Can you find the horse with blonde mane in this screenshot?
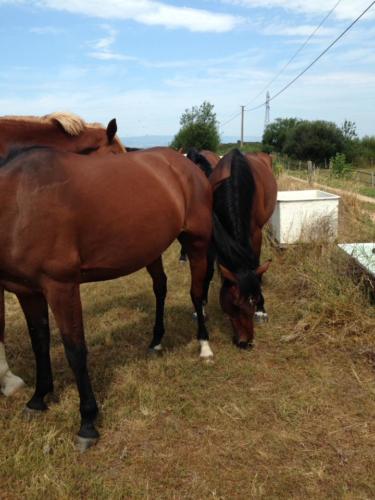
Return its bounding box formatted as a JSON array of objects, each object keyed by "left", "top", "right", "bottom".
[
  {"left": 0, "top": 112, "right": 126, "bottom": 158},
  {"left": 0, "top": 112, "right": 125, "bottom": 397}
]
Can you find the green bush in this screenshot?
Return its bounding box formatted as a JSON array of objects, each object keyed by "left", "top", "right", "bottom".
[{"left": 330, "top": 152, "right": 352, "bottom": 178}]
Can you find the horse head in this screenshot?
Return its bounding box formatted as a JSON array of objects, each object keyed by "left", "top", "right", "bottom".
[{"left": 218, "top": 261, "right": 271, "bottom": 349}]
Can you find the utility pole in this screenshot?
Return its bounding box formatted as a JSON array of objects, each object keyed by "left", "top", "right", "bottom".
[
  {"left": 264, "top": 91, "right": 270, "bottom": 130},
  {"left": 240, "top": 105, "right": 245, "bottom": 147}
]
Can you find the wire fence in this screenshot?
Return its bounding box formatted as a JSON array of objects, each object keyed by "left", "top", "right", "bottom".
[{"left": 274, "top": 154, "right": 375, "bottom": 186}]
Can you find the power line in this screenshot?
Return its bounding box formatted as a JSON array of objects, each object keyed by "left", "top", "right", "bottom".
[
  {"left": 244, "top": 0, "right": 343, "bottom": 108},
  {"left": 219, "top": 110, "right": 242, "bottom": 128},
  {"left": 220, "top": 0, "right": 343, "bottom": 130},
  {"left": 246, "top": 0, "right": 375, "bottom": 113}
]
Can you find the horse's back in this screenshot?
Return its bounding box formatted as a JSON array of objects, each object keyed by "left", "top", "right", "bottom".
[{"left": 245, "top": 153, "right": 277, "bottom": 225}]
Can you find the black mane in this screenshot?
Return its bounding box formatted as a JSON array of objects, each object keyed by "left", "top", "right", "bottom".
[
  {"left": 186, "top": 148, "right": 213, "bottom": 178},
  {"left": 213, "top": 149, "right": 259, "bottom": 295}
]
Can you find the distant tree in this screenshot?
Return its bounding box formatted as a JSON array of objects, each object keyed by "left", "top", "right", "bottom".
[
  {"left": 359, "top": 135, "right": 375, "bottom": 164},
  {"left": 171, "top": 101, "right": 220, "bottom": 152},
  {"left": 262, "top": 117, "right": 301, "bottom": 152},
  {"left": 341, "top": 120, "right": 357, "bottom": 141},
  {"left": 283, "top": 120, "right": 345, "bottom": 164}
]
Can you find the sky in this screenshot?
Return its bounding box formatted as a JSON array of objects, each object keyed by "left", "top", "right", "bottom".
[{"left": 0, "top": 0, "right": 374, "bottom": 141}]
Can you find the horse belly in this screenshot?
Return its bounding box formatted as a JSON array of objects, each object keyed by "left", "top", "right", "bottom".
[{"left": 77, "top": 197, "right": 183, "bottom": 278}]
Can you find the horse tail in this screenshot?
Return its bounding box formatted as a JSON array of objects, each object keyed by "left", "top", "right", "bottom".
[
  {"left": 213, "top": 149, "right": 259, "bottom": 294},
  {"left": 186, "top": 148, "right": 213, "bottom": 178}
]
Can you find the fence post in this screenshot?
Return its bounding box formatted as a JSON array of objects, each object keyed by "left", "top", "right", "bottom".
[{"left": 307, "top": 160, "right": 313, "bottom": 185}]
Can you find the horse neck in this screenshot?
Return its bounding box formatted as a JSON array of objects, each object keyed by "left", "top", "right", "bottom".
[{"left": 0, "top": 120, "right": 103, "bottom": 154}]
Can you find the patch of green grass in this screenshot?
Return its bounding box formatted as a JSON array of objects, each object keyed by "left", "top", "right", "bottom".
[{"left": 359, "top": 186, "right": 375, "bottom": 198}]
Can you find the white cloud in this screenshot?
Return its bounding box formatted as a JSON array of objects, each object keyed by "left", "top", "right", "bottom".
[
  {"left": 261, "top": 23, "right": 337, "bottom": 36},
  {"left": 223, "top": 0, "right": 375, "bottom": 21},
  {"left": 30, "top": 26, "right": 64, "bottom": 34},
  {"left": 3, "top": 0, "right": 242, "bottom": 32}
]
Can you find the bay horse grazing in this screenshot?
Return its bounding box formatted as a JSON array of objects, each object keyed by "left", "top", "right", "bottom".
[
  {"left": 210, "top": 149, "right": 277, "bottom": 349},
  {"left": 0, "top": 112, "right": 125, "bottom": 397},
  {"left": 0, "top": 146, "right": 212, "bottom": 449}
]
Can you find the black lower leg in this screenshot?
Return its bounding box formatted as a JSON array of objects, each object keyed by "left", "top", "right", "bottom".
[
  {"left": 179, "top": 244, "right": 188, "bottom": 262},
  {"left": 256, "top": 291, "right": 266, "bottom": 314},
  {"left": 147, "top": 260, "right": 167, "bottom": 349},
  {"left": 64, "top": 341, "right": 99, "bottom": 439},
  {"left": 18, "top": 293, "right": 53, "bottom": 411},
  {"left": 202, "top": 245, "right": 215, "bottom": 305},
  {"left": 191, "top": 295, "right": 209, "bottom": 341}
]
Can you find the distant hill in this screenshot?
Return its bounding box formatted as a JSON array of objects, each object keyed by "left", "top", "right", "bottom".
[{"left": 121, "top": 135, "right": 261, "bottom": 149}]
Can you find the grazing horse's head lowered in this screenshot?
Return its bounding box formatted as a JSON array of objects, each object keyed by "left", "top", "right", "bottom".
[{"left": 210, "top": 149, "right": 277, "bottom": 349}]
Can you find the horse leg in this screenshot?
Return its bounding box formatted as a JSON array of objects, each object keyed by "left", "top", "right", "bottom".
[
  {"left": 44, "top": 281, "right": 99, "bottom": 451},
  {"left": 18, "top": 293, "right": 53, "bottom": 413},
  {"left": 185, "top": 238, "right": 213, "bottom": 359},
  {"left": 202, "top": 244, "right": 215, "bottom": 306},
  {"left": 0, "top": 287, "right": 26, "bottom": 396},
  {"left": 146, "top": 257, "right": 167, "bottom": 354},
  {"left": 179, "top": 243, "right": 188, "bottom": 263},
  {"left": 252, "top": 229, "right": 268, "bottom": 323}
]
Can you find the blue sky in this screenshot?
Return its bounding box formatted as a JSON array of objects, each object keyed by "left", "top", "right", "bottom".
[{"left": 0, "top": 0, "right": 374, "bottom": 140}]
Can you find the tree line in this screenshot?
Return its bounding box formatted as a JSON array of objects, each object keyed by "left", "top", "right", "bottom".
[{"left": 170, "top": 101, "right": 375, "bottom": 168}]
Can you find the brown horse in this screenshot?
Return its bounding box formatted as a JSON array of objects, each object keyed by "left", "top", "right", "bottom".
[
  {"left": 199, "top": 150, "right": 221, "bottom": 168},
  {"left": 0, "top": 146, "right": 213, "bottom": 449},
  {"left": 209, "top": 149, "right": 277, "bottom": 348},
  {"left": 0, "top": 112, "right": 125, "bottom": 397},
  {"left": 179, "top": 148, "right": 221, "bottom": 263},
  {"left": 0, "top": 112, "right": 126, "bottom": 158}
]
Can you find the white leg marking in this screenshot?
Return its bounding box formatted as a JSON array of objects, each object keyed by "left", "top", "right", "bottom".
[
  {"left": 199, "top": 340, "right": 213, "bottom": 359},
  {"left": 153, "top": 344, "right": 163, "bottom": 351},
  {"left": 193, "top": 306, "right": 206, "bottom": 319},
  {"left": 254, "top": 311, "right": 269, "bottom": 323},
  {"left": 0, "top": 342, "right": 25, "bottom": 396}
]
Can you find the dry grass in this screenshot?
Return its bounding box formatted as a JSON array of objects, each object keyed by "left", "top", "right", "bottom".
[{"left": 1, "top": 177, "right": 374, "bottom": 499}]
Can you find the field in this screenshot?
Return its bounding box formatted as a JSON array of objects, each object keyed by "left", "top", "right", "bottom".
[{"left": 0, "top": 175, "right": 374, "bottom": 499}]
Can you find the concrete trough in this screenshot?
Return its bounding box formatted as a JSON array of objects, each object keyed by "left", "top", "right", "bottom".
[
  {"left": 338, "top": 243, "right": 375, "bottom": 278},
  {"left": 270, "top": 190, "right": 340, "bottom": 245}
]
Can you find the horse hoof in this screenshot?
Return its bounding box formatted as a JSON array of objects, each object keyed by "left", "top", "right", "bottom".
[
  {"left": 22, "top": 406, "right": 45, "bottom": 420},
  {"left": 237, "top": 341, "right": 253, "bottom": 350},
  {"left": 1, "top": 371, "right": 26, "bottom": 397},
  {"left": 147, "top": 345, "right": 163, "bottom": 357},
  {"left": 76, "top": 435, "right": 98, "bottom": 453},
  {"left": 254, "top": 311, "right": 269, "bottom": 324}
]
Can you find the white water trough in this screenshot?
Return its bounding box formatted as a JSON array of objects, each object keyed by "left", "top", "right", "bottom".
[
  {"left": 270, "top": 190, "right": 340, "bottom": 245},
  {"left": 338, "top": 243, "right": 375, "bottom": 279}
]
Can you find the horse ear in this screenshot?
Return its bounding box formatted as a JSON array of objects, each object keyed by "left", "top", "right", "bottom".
[
  {"left": 106, "top": 118, "right": 117, "bottom": 144},
  {"left": 219, "top": 265, "right": 238, "bottom": 284},
  {"left": 255, "top": 259, "right": 271, "bottom": 277}
]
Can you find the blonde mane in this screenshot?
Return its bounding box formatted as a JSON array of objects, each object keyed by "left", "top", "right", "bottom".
[
  {"left": 0, "top": 112, "right": 125, "bottom": 149},
  {"left": 45, "top": 112, "right": 87, "bottom": 136}
]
